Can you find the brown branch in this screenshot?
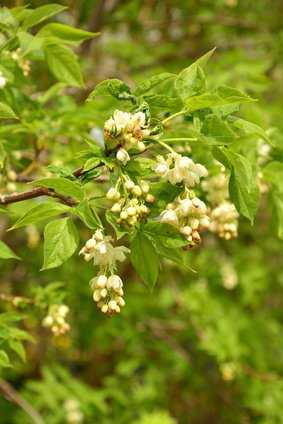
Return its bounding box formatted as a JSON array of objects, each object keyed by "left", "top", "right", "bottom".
[
  {"left": 0, "top": 378, "right": 44, "bottom": 424},
  {"left": 1, "top": 163, "right": 104, "bottom": 206},
  {"left": 0, "top": 187, "right": 77, "bottom": 207}
]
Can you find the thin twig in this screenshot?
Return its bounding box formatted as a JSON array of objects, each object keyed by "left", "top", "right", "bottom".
[
  {"left": 1, "top": 165, "right": 101, "bottom": 206},
  {"left": 0, "top": 187, "right": 77, "bottom": 207},
  {"left": 0, "top": 378, "right": 44, "bottom": 424}
]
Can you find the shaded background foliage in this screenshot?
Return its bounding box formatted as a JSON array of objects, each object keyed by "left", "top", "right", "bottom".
[{"left": 1, "top": 1, "right": 283, "bottom": 423}]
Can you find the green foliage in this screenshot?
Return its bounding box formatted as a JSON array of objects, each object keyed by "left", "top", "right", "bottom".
[
  {"left": 0, "top": 1, "right": 283, "bottom": 423},
  {"left": 42, "top": 217, "right": 79, "bottom": 270}
]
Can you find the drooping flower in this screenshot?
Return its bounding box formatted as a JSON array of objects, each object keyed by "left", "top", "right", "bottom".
[
  {"left": 91, "top": 274, "right": 125, "bottom": 314},
  {"left": 42, "top": 304, "right": 70, "bottom": 336},
  {"left": 79, "top": 229, "right": 129, "bottom": 268},
  {"left": 154, "top": 153, "right": 208, "bottom": 187},
  {"left": 210, "top": 201, "right": 239, "bottom": 239}
]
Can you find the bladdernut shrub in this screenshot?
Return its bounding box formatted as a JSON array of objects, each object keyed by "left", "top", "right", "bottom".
[{"left": 0, "top": 4, "right": 275, "bottom": 347}]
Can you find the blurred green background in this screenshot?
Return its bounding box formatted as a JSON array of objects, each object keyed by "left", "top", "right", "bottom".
[{"left": 1, "top": 1, "right": 283, "bottom": 423}]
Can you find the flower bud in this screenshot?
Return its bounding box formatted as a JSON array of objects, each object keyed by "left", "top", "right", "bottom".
[
  {"left": 179, "top": 199, "right": 192, "bottom": 216},
  {"left": 98, "top": 242, "right": 107, "bottom": 254},
  {"left": 140, "top": 205, "right": 149, "bottom": 214},
  {"left": 7, "top": 170, "right": 17, "bottom": 181},
  {"left": 160, "top": 210, "right": 178, "bottom": 226},
  {"left": 111, "top": 203, "right": 122, "bottom": 213},
  {"left": 106, "top": 187, "right": 120, "bottom": 201},
  {"left": 101, "top": 304, "right": 108, "bottom": 313},
  {"left": 84, "top": 253, "right": 92, "bottom": 262},
  {"left": 155, "top": 162, "right": 168, "bottom": 175},
  {"left": 180, "top": 226, "right": 192, "bottom": 236},
  {"left": 108, "top": 300, "right": 118, "bottom": 311},
  {"left": 100, "top": 288, "right": 108, "bottom": 298},
  {"left": 190, "top": 218, "right": 199, "bottom": 230},
  {"left": 117, "top": 297, "right": 125, "bottom": 307},
  {"left": 94, "top": 229, "right": 104, "bottom": 241},
  {"left": 116, "top": 148, "right": 130, "bottom": 164},
  {"left": 43, "top": 316, "right": 53, "bottom": 327},
  {"left": 145, "top": 194, "right": 155, "bottom": 203},
  {"left": 85, "top": 238, "right": 96, "bottom": 250},
  {"left": 195, "top": 163, "right": 208, "bottom": 177},
  {"left": 137, "top": 141, "right": 146, "bottom": 151},
  {"left": 96, "top": 275, "right": 108, "bottom": 288},
  {"left": 93, "top": 290, "right": 101, "bottom": 302},
  {"left": 132, "top": 185, "right": 142, "bottom": 197},
  {"left": 125, "top": 180, "right": 135, "bottom": 190},
  {"left": 128, "top": 216, "right": 137, "bottom": 226},
  {"left": 140, "top": 181, "right": 149, "bottom": 193},
  {"left": 58, "top": 305, "right": 69, "bottom": 316},
  {"left": 179, "top": 156, "right": 193, "bottom": 169},
  {"left": 107, "top": 275, "right": 123, "bottom": 290},
  {"left": 0, "top": 75, "right": 7, "bottom": 89},
  {"left": 120, "top": 211, "right": 128, "bottom": 220},
  {"left": 127, "top": 206, "right": 136, "bottom": 216}
]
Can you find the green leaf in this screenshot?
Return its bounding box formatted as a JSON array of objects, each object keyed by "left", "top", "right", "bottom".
[
  {"left": 44, "top": 41, "right": 83, "bottom": 87},
  {"left": 0, "top": 350, "right": 11, "bottom": 368},
  {"left": 0, "top": 143, "right": 7, "bottom": 168},
  {"left": 175, "top": 48, "right": 216, "bottom": 101},
  {"left": 175, "top": 65, "right": 206, "bottom": 101},
  {"left": 229, "top": 166, "right": 259, "bottom": 224},
  {"left": 262, "top": 162, "right": 283, "bottom": 188},
  {"left": 272, "top": 191, "right": 283, "bottom": 239},
  {"left": 22, "top": 4, "right": 67, "bottom": 30},
  {"left": 83, "top": 157, "right": 102, "bottom": 172},
  {"left": 130, "top": 231, "right": 159, "bottom": 289},
  {"left": 38, "top": 23, "right": 98, "bottom": 44},
  {"left": 87, "top": 79, "right": 131, "bottom": 102},
  {"left": 143, "top": 222, "right": 188, "bottom": 248},
  {"left": 154, "top": 243, "right": 194, "bottom": 272},
  {"left": 74, "top": 200, "right": 99, "bottom": 229},
  {"left": 8, "top": 340, "right": 26, "bottom": 362},
  {"left": 10, "top": 201, "right": 70, "bottom": 230},
  {"left": 37, "top": 82, "right": 66, "bottom": 104},
  {"left": 185, "top": 86, "right": 255, "bottom": 113},
  {"left": 42, "top": 217, "right": 79, "bottom": 270},
  {"left": 0, "top": 102, "right": 18, "bottom": 119},
  {"left": 144, "top": 94, "right": 182, "bottom": 113},
  {"left": 30, "top": 177, "right": 83, "bottom": 201},
  {"left": 214, "top": 148, "right": 259, "bottom": 222},
  {"left": 202, "top": 114, "right": 236, "bottom": 144},
  {"left": 106, "top": 211, "right": 127, "bottom": 240},
  {"left": 230, "top": 117, "right": 269, "bottom": 142},
  {"left": 0, "top": 241, "right": 20, "bottom": 260},
  {"left": 134, "top": 73, "right": 176, "bottom": 96}
]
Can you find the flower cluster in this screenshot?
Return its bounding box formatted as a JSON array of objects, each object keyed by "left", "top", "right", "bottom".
[
  {"left": 64, "top": 399, "right": 83, "bottom": 424},
  {"left": 104, "top": 110, "right": 150, "bottom": 162},
  {"left": 0, "top": 71, "right": 7, "bottom": 89},
  {"left": 202, "top": 167, "right": 239, "bottom": 239},
  {"left": 107, "top": 180, "right": 154, "bottom": 227},
  {"left": 10, "top": 48, "right": 31, "bottom": 76},
  {"left": 42, "top": 304, "right": 70, "bottom": 336},
  {"left": 202, "top": 170, "right": 228, "bottom": 205},
  {"left": 80, "top": 230, "right": 128, "bottom": 314},
  {"left": 79, "top": 229, "right": 129, "bottom": 268},
  {"left": 220, "top": 362, "right": 237, "bottom": 381},
  {"left": 257, "top": 139, "right": 271, "bottom": 165},
  {"left": 210, "top": 201, "right": 239, "bottom": 240},
  {"left": 91, "top": 274, "right": 125, "bottom": 314},
  {"left": 154, "top": 153, "right": 208, "bottom": 187},
  {"left": 160, "top": 193, "right": 210, "bottom": 246},
  {"left": 220, "top": 258, "right": 238, "bottom": 290}
]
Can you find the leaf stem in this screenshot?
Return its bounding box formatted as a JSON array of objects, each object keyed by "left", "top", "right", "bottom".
[
  {"left": 160, "top": 137, "right": 198, "bottom": 142},
  {"left": 162, "top": 110, "right": 185, "bottom": 125},
  {"left": 155, "top": 139, "right": 175, "bottom": 153}
]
